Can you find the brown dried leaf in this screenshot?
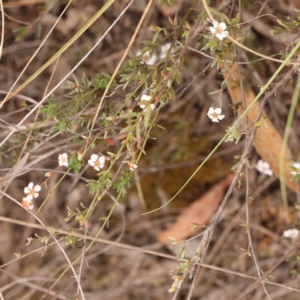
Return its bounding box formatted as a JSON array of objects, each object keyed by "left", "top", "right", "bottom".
[
  {"left": 157, "top": 174, "right": 234, "bottom": 243},
  {"left": 224, "top": 64, "right": 296, "bottom": 192}
]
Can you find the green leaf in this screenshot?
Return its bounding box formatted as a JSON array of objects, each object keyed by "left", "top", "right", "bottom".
[
  {"left": 68, "top": 155, "right": 84, "bottom": 174},
  {"left": 292, "top": 174, "right": 300, "bottom": 180},
  {"left": 221, "top": 13, "right": 231, "bottom": 25},
  {"left": 119, "top": 112, "right": 138, "bottom": 119},
  {"left": 152, "top": 31, "right": 160, "bottom": 43},
  {"left": 52, "top": 120, "right": 68, "bottom": 134},
  {"left": 136, "top": 122, "right": 141, "bottom": 145},
  {"left": 144, "top": 105, "right": 152, "bottom": 128},
  {"left": 14, "top": 26, "right": 28, "bottom": 42},
  {"left": 120, "top": 125, "right": 134, "bottom": 134}
]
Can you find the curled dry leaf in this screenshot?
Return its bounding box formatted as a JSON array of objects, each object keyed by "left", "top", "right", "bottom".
[
  {"left": 157, "top": 174, "right": 234, "bottom": 243},
  {"left": 224, "top": 64, "right": 296, "bottom": 192}
]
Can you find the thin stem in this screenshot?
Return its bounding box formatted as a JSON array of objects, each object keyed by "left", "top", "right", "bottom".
[{"left": 279, "top": 74, "right": 300, "bottom": 207}]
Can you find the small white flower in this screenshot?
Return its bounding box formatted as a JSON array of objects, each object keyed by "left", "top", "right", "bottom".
[
  {"left": 88, "top": 154, "right": 106, "bottom": 171},
  {"left": 24, "top": 182, "right": 41, "bottom": 200},
  {"left": 128, "top": 162, "right": 138, "bottom": 171},
  {"left": 58, "top": 153, "right": 68, "bottom": 167},
  {"left": 22, "top": 201, "right": 34, "bottom": 210},
  {"left": 22, "top": 195, "right": 34, "bottom": 210},
  {"left": 139, "top": 94, "right": 155, "bottom": 110},
  {"left": 137, "top": 50, "right": 158, "bottom": 65},
  {"left": 209, "top": 20, "right": 229, "bottom": 41},
  {"left": 207, "top": 107, "right": 225, "bottom": 122},
  {"left": 256, "top": 159, "right": 273, "bottom": 176},
  {"left": 283, "top": 228, "right": 300, "bottom": 239},
  {"left": 290, "top": 162, "right": 300, "bottom": 175},
  {"left": 159, "top": 42, "right": 171, "bottom": 60}
]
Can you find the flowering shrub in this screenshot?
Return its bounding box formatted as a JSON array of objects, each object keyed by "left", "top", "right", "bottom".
[{"left": 2, "top": 1, "right": 300, "bottom": 299}]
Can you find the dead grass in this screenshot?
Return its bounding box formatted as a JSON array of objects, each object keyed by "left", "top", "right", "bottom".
[{"left": 1, "top": 0, "right": 300, "bottom": 299}]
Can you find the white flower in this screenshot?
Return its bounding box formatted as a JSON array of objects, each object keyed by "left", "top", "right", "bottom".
[
  {"left": 256, "top": 159, "right": 273, "bottom": 176},
  {"left": 207, "top": 107, "right": 225, "bottom": 122},
  {"left": 139, "top": 94, "right": 155, "bottom": 110},
  {"left": 209, "top": 20, "right": 229, "bottom": 41},
  {"left": 290, "top": 162, "right": 300, "bottom": 175},
  {"left": 88, "top": 154, "right": 106, "bottom": 171},
  {"left": 128, "top": 162, "right": 138, "bottom": 171},
  {"left": 58, "top": 153, "right": 68, "bottom": 167},
  {"left": 159, "top": 42, "right": 171, "bottom": 60},
  {"left": 283, "top": 228, "right": 300, "bottom": 239},
  {"left": 22, "top": 196, "right": 34, "bottom": 210},
  {"left": 24, "top": 182, "right": 41, "bottom": 200},
  {"left": 137, "top": 50, "right": 158, "bottom": 65}
]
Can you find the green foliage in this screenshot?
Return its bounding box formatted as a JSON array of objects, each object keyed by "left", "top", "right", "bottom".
[
  {"left": 113, "top": 171, "right": 133, "bottom": 197},
  {"left": 14, "top": 26, "right": 29, "bottom": 42},
  {"left": 68, "top": 154, "right": 84, "bottom": 175},
  {"left": 65, "top": 235, "right": 81, "bottom": 246},
  {"left": 86, "top": 172, "right": 112, "bottom": 194},
  {"left": 288, "top": 250, "right": 300, "bottom": 277},
  {"left": 292, "top": 174, "right": 300, "bottom": 180},
  {"left": 271, "top": 11, "right": 300, "bottom": 41},
  {"left": 6, "top": 1, "right": 300, "bottom": 297},
  {"left": 225, "top": 127, "right": 242, "bottom": 144}
]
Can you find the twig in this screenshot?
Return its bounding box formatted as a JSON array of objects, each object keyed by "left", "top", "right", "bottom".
[
  {"left": 0, "top": 1, "right": 132, "bottom": 148},
  {"left": 89, "top": 0, "right": 149, "bottom": 136},
  {"left": 175, "top": 56, "right": 299, "bottom": 299},
  {"left": 0, "top": 191, "right": 86, "bottom": 300},
  {"left": 201, "top": 0, "right": 298, "bottom": 65}
]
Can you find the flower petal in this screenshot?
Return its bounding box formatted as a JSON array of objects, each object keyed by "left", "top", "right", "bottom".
[
  {"left": 99, "top": 156, "right": 105, "bottom": 164},
  {"left": 222, "top": 31, "right": 229, "bottom": 38},
  {"left": 91, "top": 154, "right": 98, "bottom": 161},
  {"left": 208, "top": 107, "right": 215, "bottom": 114},
  {"left": 23, "top": 195, "right": 33, "bottom": 202},
  {"left": 212, "top": 20, "right": 219, "bottom": 28},
  {"left": 218, "top": 115, "right": 225, "bottom": 120},
  {"left": 216, "top": 33, "right": 224, "bottom": 40},
  {"left": 214, "top": 108, "right": 222, "bottom": 114},
  {"left": 219, "top": 22, "right": 226, "bottom": 30},
  {"left": 141, "top": 94, "right": 151, "bottom": 101},
  {"left": 34, "top": 185, "right": 41, "bottom": 192},
  {"left": 293, "top": 162, "right": 300, "bottom": 169},
  {"left": 266, "top": 170, "right": 273, "bottom": 176}
]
